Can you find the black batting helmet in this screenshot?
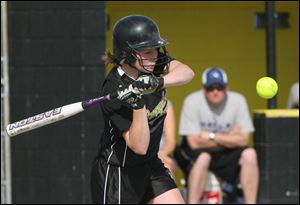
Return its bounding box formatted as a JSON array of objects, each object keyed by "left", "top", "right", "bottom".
[{"left": 112, "top": 15, "right": 172, "bottom": 73}]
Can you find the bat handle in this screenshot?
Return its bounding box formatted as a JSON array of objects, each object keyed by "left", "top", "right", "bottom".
[{"left": 81, "top": 92, "right": 118, "bottom": 109}]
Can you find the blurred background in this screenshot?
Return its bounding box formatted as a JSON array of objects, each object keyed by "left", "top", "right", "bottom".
[{"left": 1, "top": 1, "right": 298, "bottom": 204}]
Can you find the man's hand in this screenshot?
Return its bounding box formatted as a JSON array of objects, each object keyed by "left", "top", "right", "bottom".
[{"left": 132, "top": 74, "right": 164, "bottom": 95}]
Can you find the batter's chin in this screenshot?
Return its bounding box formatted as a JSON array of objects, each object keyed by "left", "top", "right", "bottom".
[{"left": 142, "top": 66, "right": 155, "bottom": 73}]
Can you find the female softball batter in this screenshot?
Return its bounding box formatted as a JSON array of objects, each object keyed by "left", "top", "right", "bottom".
[{"left": 91, "top": 15, "right": 194, "bottom": 204}]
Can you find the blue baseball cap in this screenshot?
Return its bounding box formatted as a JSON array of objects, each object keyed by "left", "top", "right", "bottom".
[{"left": 202, "top": 67, "right": 228, "bottom": 87}]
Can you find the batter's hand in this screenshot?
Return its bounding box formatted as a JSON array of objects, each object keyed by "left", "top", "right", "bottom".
[
  {"left": 117, "top": 85, "right": 145, "bottom": 109},
  {"left": 132, "top": 74, "right": 164, "bottom": 95}
]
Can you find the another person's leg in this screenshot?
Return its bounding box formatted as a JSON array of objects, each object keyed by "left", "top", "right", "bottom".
[
  {"left": 187, "top": 152, "right": 211, "bottom": 203},
  {"left": 239, "top": 148, "right": 259, "bottom": 204},
  {"left": 145, "top": 158, "right": 184, "bottom": 204},
  {"left": 159, "top": 154, "right": 178, "bottom": 178}
]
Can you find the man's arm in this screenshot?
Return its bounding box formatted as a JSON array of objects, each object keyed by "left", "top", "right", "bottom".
[
  {"left": 186, "top": 132, "right": 218, "bottom": 150},
  {"left": 186, "top": 124, "right": 250, "bottom": 150},
  {"left": 213, "top": 133, "right": 249, "bottom": 148}
]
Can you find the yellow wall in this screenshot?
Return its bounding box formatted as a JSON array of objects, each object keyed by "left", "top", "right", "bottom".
[
  {"left": 106, "top": 1, "right": 298, "bottom": 119},
  {"left": 105, "top": 0, "right": 299, "bottom": 186}
]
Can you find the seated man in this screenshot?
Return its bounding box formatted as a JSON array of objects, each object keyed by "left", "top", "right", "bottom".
[
  {"left": 287, "top": 82, "right": 299, "bottom": 109},
  {"left": 175, "top": 67, "right": 259, "bottom": 204}
]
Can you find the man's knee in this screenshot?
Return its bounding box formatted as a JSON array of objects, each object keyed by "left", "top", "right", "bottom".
[
  {"left": 194, "top": 152, "right": 212, "bottom": 169},
  {"left": 240, "top": 148, "right": 258, "bottom": 165}
]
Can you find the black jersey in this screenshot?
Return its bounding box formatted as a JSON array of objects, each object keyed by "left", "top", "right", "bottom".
[{"left": 97, "top": 67, "right": 168, "bottom": 167}]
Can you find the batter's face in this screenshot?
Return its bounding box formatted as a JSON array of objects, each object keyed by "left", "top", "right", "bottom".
[
  {"left": 204, "top": 84, "right": 227, "bottom": 107},
  {"left": 133, "top": 49, "right": 158, "bottom": 73}
]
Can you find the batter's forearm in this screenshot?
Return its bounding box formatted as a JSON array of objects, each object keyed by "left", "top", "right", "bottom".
[
  {"left": 163, "top": 60, "right": 194, "bottom": 87},
  {"left": 125, "top": 108, "right": 150, "bottom": 155}
]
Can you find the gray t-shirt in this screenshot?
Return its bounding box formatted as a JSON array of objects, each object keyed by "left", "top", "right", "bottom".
[
  {"left": 287, "top": 82, "right": 299, "bottom": 108},
  {"left": 179, "top": 90, "right": 254, "bottom": 136}
]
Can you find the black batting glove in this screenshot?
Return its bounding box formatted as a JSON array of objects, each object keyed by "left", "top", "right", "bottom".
[
  {"left": 117, "top": 85, "right": 145, "bottom": 110},
  {"left": 132, "top": 74, "right": 164, "bottom": 95},
  {"left": 130, "top": 97, "right": 145, "bottom": 110}
]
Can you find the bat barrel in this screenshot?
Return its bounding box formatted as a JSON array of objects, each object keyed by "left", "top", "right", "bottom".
[
  {"left": 6, "top": 91, "right": 117, "bottom": 137},
  {"left": 6, "top": 102, "right": 84, "bottom": 137}
]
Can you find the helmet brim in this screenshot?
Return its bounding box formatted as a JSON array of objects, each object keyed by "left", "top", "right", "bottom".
[{"left": 130, "top": 39, "right": 168, "bottom": 51}]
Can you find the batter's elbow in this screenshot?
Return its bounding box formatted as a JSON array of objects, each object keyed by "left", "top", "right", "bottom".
[
  {"left": 132, "top": 146, "right": 148, "bottom": 155},
  {"left": 189, "top": 68, "right": 195, "bottom": 79}
]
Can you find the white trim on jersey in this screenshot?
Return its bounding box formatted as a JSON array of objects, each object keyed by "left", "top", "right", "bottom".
[
  {"left": 103, "top": 164, "right": 111, "bottom": 204},
  {"left": 118, "top": 167, "right": 121, "bottom": 204},
  {"left": 122, "top": 145, "right": 128, "bottom": 167}
]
